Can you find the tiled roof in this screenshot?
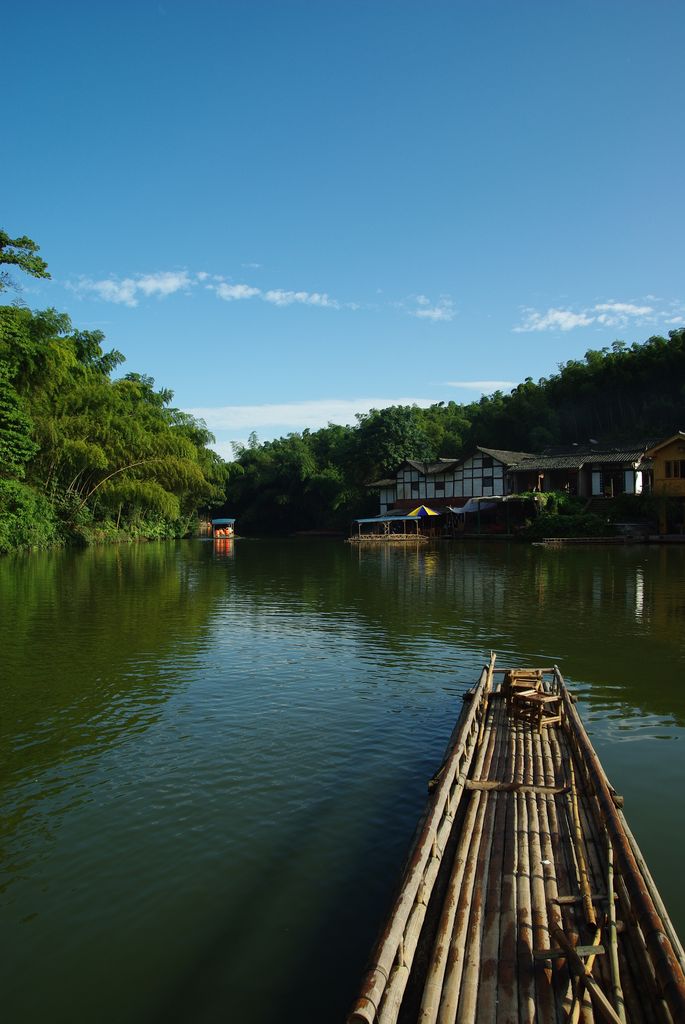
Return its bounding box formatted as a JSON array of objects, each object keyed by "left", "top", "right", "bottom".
[
  {"left": 476, "top": 446, "right": 536, "bottom": 466},
  {"left": 645, "top": 431, "right": 685, "bottom": 455},
  {"left": 511, "top": 443, "right": 653, "bottom": 472},
  {"left": 403, "top": 459, "right": 459, "bottom": 475}
]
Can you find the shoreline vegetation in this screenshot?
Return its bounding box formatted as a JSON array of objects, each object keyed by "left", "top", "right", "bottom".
[
  {"left": 0, "top": 232, "right": 227, "bottom": 555},
  {"left": 1, "top": 230, "right": 684, "bottom": 554}
]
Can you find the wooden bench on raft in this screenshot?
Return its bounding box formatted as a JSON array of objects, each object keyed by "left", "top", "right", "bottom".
[{"left": 503, "top": 667, "right": 564, "bottom": 733}]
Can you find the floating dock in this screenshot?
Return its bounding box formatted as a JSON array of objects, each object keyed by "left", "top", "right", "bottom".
[{"left": 348, "top": 657, "right": 685, "bottom": 1024}]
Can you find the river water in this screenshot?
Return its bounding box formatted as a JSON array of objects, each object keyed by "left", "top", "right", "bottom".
[{"left": 1, "top": 538, "right": 684, "bottom": 1023}]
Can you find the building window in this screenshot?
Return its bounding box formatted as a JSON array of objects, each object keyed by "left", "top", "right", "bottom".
[
  {"left": 666, "top": 461, "right": 683, "bottom": 478},
  {"left": 482, "top": 476, "right": 493, "bottom": 487},
  {"left": 411, "top": 483, "right": 420, "bottom": 494},
  {"left": 482, "top": 456, "right": 493, "bottom": 469},
  {"left": 435, "top": 481, "right": 445, "bottom": 492}
]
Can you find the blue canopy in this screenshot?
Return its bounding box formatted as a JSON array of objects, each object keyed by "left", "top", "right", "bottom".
[
  {"left": 212, "top": 518, "right": 236, "bottom": 525},
  {"left": 354, "top": 515, "right": 420, "bottom": 524}
]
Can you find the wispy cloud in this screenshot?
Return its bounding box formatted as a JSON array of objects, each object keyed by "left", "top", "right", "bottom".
[
  {"left": 215, "top": 282, "right": 261, "bottom": 301},
  {"left": 409, "top": 294, "right": 456, "bottom": 322},
  {"left": 70, "top": 268, "right": 351, "bottom": 313},
  {"left": 67, "top": 268, "right": 460, "bottom": 324},
  {"left": 263, "top": 289, "right": 340, "bottom": 308},
  {"left": 443, "top": 380, "right": 515, "bottom": 391},
  {"left": 512, "top": 298, "right": 683, "bottom": 333},
  {"left": 69, "top": 271, "right": 194, "bottom": 307},
  {"left": 514, "top": 308, "right": 596, "bottom": 332},
  {"left": 187, "top": 397, "right": 435, "bottom": 432}
]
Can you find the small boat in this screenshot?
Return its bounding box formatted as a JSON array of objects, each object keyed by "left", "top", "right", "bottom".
[
  {"left": 347, "top": 656, "right": 685, "bottom": 1024},
  {"left": 211, "top": 517, "right": 236, "bottom": 539}
]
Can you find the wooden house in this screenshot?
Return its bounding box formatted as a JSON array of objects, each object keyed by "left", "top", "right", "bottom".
[
  {"left": 368, "top": 449, "right": 532, "bottom": 515},
  {"left": 506, "top": 443, "right": 651, "bottom": 498},
  {"left": 645, "top": 432, "right": 685, "bottom": 533}
]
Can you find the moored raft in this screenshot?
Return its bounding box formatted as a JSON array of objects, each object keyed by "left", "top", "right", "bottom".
[{"left": 348, "top": 656, "right": 685, "bottom": 1024}]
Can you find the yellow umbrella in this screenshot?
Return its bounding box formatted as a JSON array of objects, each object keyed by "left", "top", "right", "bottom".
[{"left": 407, "top": 505, "right": 440, "bottom": 517}]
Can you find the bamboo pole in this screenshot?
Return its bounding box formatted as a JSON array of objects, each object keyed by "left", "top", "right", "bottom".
[
  {"left": 568, "top": 925, "right": 602, "bottom": 1024},
  {"left": 614, "top": 872, "right": 666, "bottom": 1024},
  {"left": 495, "top": 699, "right": 519, "bottom": 1024},
  {"left": 606, "top": 835, "right": 627, "bottom": 1024},
  {"left": 473, "top": 739, "right": 509, "bottom": 1021},
  {"left": 549, "top": 926, "right": 623, "bottom": 1024},
  {"left": 517, "top": 788, "right": 539, "bottom": 1024},
  {"left": 433, "top": 698, "right": 507, "bottom": 1024},
  {"left": 348, "top": 664, "right": 492, "bottom": 1023},
  {"left": 568, "top": 758, "right": 598, "bottom": 928},
  {"left": 533, "top": 732, "right": 572, "bottom": 1023},
  {"left": 545, "top": 725, "right": 584, "bottom": 1019},
  {"left": 525, "top": 735, "right": 556, "bottom": 1022},
  {"left": 455, "top": 701, "right": 509, "bottom": 1023},
  {"left": 560, "top": 685, "right": 685, "bottom": 1023},
  {"left": 617, "top": 811, "right": 685, "bottom": 977},
  {"left": 417, "top": 676, "right": 501, "bottom": 1024}
]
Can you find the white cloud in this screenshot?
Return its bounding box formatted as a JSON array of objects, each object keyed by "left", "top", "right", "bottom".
[
  {"left": 263, "top": 289, "right": 340, "bottom": 309},
  {"left": 68, "top": 269, "right": 349, "bottom": 313},
  {"left": 514, "top": 308, "right": 595, "bottom": 332},
  {"left": 509, "top": 299, "right": 671, "bottom": 333},
  {"left": 594, "top": 302, "right": 653, "bottom": 316},
  {"left": 137, "top": 271, "right": 192, "bottom": 296},
  {"left": 215, "top": 282, "right": 261, "bottom": 301},
  {"left": 69, "top": 271, "right": 193, "bottom": 306},
  {"left": 187, "top": 397, "right": 435, "bottom": 432},
  {"left": 411, "top": 295, "right": 456, "bottom": 322},
  {"left": 512, "top": 298, "right": 685, "bottom": 333},
  {"left": 444, "top": 380, "right": 515, "bottom": 391}
]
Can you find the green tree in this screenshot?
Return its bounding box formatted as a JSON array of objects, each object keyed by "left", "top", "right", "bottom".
[{"left": 0, "top": 230, "right": 51, "bottom": 291}]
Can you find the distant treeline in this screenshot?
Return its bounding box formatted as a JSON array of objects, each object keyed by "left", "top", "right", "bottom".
[{"left": 225, "top": 329, "right": 685, "bottom": 533}]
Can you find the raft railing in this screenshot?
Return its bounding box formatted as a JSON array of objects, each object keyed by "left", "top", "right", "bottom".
[
  {"left": 554, "top": 666, "right": 685, "bottom": 1024},
  {"left": 348, "top": 653, "right": 497, "bottom": 1024}
]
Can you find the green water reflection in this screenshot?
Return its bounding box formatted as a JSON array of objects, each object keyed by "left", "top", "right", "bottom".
[{"left": 1, "top": 539, "right": 683, "bottom": 1023}]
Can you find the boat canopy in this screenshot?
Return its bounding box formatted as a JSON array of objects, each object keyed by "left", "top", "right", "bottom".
[
  {"left": 211, "top": 518, "right": 236, "bottom": 525},
  {"left": 353, "top": 515, "right": 422, "bottom": 524}
]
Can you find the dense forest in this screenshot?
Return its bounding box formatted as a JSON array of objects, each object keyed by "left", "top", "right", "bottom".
[
  {"left": 226, "top": 329, "right": 685, "bottom": 533},
  {"left": 0, "top": 232, "right": 226, "bottom": 553},
  {"left": 2, "top": 229, "right": 684, "bottom": 548}
]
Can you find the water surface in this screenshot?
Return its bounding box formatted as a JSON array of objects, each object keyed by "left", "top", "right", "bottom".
[{"left": 1, "top": 539, "right": 684, "bottom": 1022}]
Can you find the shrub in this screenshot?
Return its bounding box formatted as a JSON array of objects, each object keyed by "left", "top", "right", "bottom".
[
  {"left": 0, "top": 480, "right": 62, "bottom": 553},
  {"left": 521, "top": 512, "right": 617, "bottom": 540}
]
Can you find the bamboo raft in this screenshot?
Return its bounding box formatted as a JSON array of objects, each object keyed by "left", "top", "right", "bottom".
[{"left": 348, "top": 656, "right": 685, "bottom": 1024}]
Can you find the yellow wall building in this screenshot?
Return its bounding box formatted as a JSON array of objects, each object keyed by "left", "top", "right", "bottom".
[{"left": 645, "top": 432, "right": 685, "bottom": 532}]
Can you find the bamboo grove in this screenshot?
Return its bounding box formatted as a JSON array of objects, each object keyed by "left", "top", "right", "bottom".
[{"left": 0, "top": 234, "right": 226, "bottom": 552}]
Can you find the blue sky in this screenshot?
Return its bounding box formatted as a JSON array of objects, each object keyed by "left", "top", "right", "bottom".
[{"left": 6, "top": 0, "right": 685, "bottom": 458}]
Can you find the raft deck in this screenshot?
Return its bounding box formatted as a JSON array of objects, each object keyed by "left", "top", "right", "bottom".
[{"left": 349, "top": 658, "right": 685, "bottom": 1024}]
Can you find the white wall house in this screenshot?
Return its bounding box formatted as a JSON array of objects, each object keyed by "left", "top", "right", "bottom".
[{"left": 369, "top": 448, "right": 534, "bottom": 514}]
